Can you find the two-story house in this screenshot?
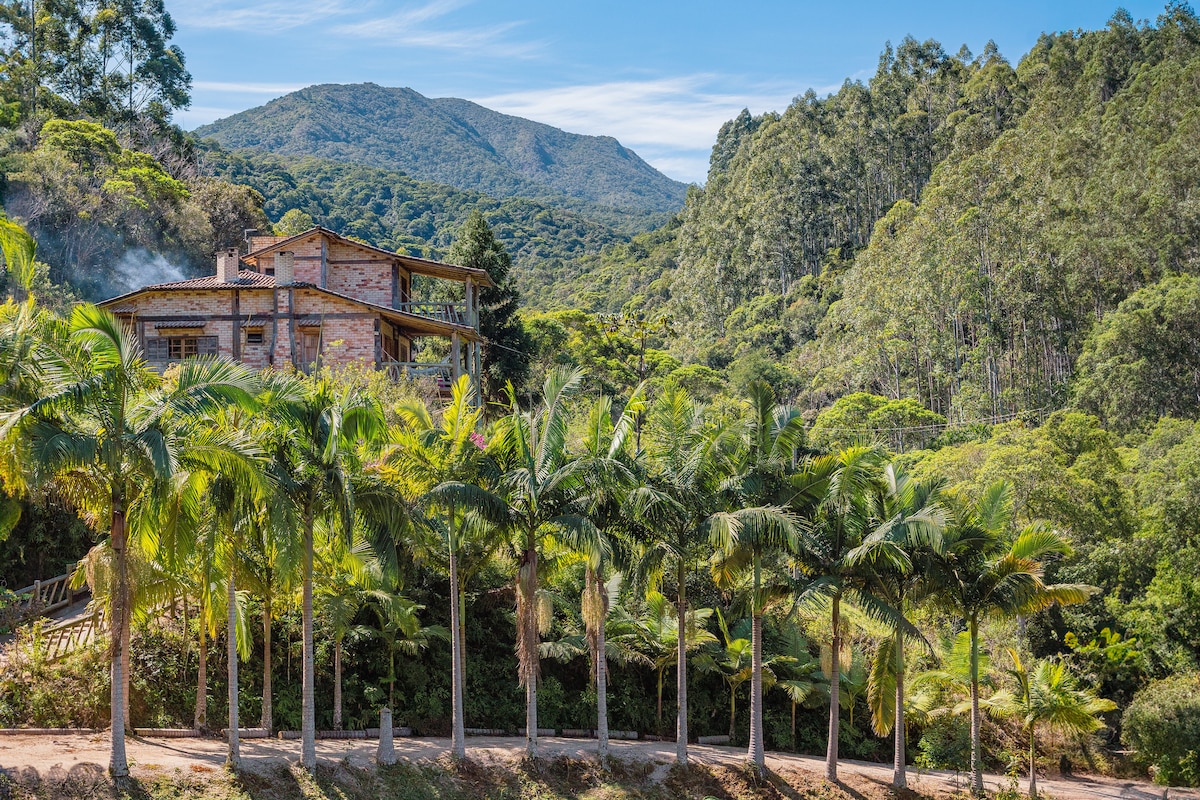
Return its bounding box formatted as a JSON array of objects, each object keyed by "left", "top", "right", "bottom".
[{"left": 98, "top": 226, "right": 492, "bottom": 391}]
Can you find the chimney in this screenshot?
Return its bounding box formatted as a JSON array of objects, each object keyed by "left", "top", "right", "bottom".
[
  {"left": 274, "top": 251, "right": 294, "bottom": 285},
  {"left": 216, "top": 248, "right": 241, "bottom": 283}
]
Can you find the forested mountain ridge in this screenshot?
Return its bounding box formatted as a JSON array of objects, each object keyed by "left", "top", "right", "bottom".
[
  {"left": 621, "top": 6, "right": 1200, "bottom": 427},
  {"left": 195, "top": 83, "right": 688, "bottom": 214}
]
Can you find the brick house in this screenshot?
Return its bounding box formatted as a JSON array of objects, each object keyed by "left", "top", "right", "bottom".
[{"left": 99, "top": 226, "right": 492, "bottom": 390}]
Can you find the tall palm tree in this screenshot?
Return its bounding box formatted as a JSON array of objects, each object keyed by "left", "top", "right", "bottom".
[
  {"left": 574, "top": 389, "right": 643, "bottom": 759},
  {"left": 631, "top": 385, "right": 743, "bottom": 766},
  {"left": 846, "top": 463, "right": 944, "bottom": 789},
  {"left": 265, "top": 375, "right": 399, "bottom": 772},
  {"left": 0, "top": 305, "right": 258, "bottom": 777},
  {"left": 981, "top": 650, "right": 1115, "bottom": 798},
  {"left": 632, "top": 590, "right": 717, "bottom": 732},
  {"left": 788, "top": 445, "right": 888, "bottom": 782},
  {"left": 713, "top": 381, "right": 805, "bottom": 772},
  {"left": 386, "top": 374, "right": 505, "bottom": 759},
  {"left": 933, "top": 482, "right": 1094, "bottom": 795},
  {"left": 490, "top": 366, "right": 601, "bottom": 759}
]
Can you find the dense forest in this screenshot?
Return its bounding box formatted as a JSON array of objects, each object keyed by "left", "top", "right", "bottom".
[{"left": 4, "top": 1, "right": 1200, "bottom": 795}]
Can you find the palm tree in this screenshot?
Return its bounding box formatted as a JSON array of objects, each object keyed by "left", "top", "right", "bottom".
[
  {"left": 0, "top": 305, "right": 258, "bottom": 776},
  {"left": 631, "top": 385, "right": 743, "bottom": 766},
  {"left": 846, "top": 463, "right": 944, "bottom": 789},
  {"left": 632, "top": 590, "right": 717, "bottom": 732},
  {"left": 366, "top": 588, "right": 449, "bottom": 709},
  {"left": 933, "top": 482, "right": 1095, "bottom": 795},
  {"left": 265, "top": 375, "right": 399, "bottom": 772},
  {"left": 574, "top": 389, "right": 643, "bottom": 759},
  {"left": 788, "top": 445, "right": 885, "bottom": 782},
  {"left": 981, "top": 650, "right": 1115, "bottom": 797},
  {"left": 490, "top": 366, "right": 600, "bottom": 759},
  {"left": 713, "top": 380, "right": 805, "bottom": 772},
  {"left": 386, "top": 374, "right": 505, "bottom": 759},
  {"left": 315, "top": 524, "right": 382, "bottom": 732}
]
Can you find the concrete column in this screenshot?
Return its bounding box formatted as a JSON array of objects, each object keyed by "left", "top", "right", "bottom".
[{"left": 377, "top": 708, "right": 396, "bottom": 765}]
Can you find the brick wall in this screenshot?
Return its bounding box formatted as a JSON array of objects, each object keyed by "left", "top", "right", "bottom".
[{"left": 327, "top": 241, "right": 394, "bottom": 307}]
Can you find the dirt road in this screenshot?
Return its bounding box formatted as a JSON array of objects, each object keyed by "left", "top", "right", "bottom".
[{"left": 0, "top": 732, "right": 1192, "bottom": 800}]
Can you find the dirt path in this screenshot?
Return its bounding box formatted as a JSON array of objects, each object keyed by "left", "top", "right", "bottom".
[{"left": 0, "top": 732, "right": 1191, "bottom": 800}]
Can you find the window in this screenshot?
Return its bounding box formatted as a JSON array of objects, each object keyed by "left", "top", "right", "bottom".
[
  {"left": 246, "top": 330, "right": 264, "bottom": 345},
  {"left": 168, "top": 337, "right": 198, "bottom": 360},
  {"left": 265, "top": 268, "right": 276, "bottom": 276},
  {"left": 145, "top": 336, "right": 218, "bottom": 363}
]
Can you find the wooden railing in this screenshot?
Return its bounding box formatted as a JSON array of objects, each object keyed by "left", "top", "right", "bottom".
[
  {"left": 12, "top": 565, "right": 81, "bottom": 619},
  {"left": 394, "top": 302, "right": 470, "bottom": 326},
  {"left": 39, "top": 608, "right": 104, "bottom": 661}
]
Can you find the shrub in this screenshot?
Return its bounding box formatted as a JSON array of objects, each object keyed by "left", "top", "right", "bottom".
[
  {"left": 1122, "top": 672, "right": 1200, "bottom": 786},
  {"left": 916, "top": 714, "right": 971, "bottom": 771}
]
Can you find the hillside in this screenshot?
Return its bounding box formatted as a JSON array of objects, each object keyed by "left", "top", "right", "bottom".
[
  {"left": 194, "top": 83, "right": 688, "bottom": 214},
  {"left": 203, "top": 148, "right": 630, "bottom": 306}
]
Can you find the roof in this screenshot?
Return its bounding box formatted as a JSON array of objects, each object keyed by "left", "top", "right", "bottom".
[
  {"left": 99, "top": 270, "right": 274, "bottom": 307},
  {"left": 244, "top": 226, "right": 496, "bottom": 289}
]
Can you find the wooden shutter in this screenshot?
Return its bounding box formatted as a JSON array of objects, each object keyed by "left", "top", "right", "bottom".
[{"left": 145, "top": 338, "right": 169, "bottom": 361}]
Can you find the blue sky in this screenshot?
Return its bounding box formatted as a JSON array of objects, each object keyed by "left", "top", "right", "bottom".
[{"left": 173, "top": 1, "right": 1170, "bottom": 183}]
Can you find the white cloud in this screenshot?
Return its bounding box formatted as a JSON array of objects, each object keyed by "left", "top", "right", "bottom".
[
  {"left": 174, "top": 0, "right": 355, "bottom": 31},
  {"left": 474, "top": 76, "right": 806, "bottom": 183},
  {"left": 332, "top": 0, "right": 540, "bottom": 58}
]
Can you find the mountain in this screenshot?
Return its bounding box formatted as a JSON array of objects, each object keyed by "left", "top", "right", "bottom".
[{"left": 194, "top": 83, "right": 688, "bottom": 214}]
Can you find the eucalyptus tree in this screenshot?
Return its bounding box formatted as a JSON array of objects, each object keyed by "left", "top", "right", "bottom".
[
  {"left": 981, "top": 650, "right": 1115, "bottom": 798},
  {"left": 632, "top": 385, "right": 744, "bottom": 766},
  {"left": 845, "top": 463, "right": 944, "bottom": 789},
  {"left": 264, "top": 375, "right": 402, "bottom": 772},
  {"left": 490, "top": 366, "right": 601, "bottom": 759},
  {"left": 0, "top": 305, "right": 258, "bottom": 777},
  {"left": 386, "top": 374, "right": 505, "bottom": 758},
  {"left": 933, "top": 482, "right": 1094, "bottom": 795}
]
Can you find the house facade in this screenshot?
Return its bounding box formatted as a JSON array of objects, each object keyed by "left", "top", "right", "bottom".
[{"left": 99, "top": 226, "right": 492, "bottom": 390}]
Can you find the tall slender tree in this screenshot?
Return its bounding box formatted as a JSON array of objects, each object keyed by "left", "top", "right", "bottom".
[
  {"left": 933, "top": 482, "right": 1094, "bottom": 796},
  {"left": 0, "top": 305, "right": 257, "bottom": 776},
  {"left": 491, "top": 367, "right": 600, "bottom": 758}
]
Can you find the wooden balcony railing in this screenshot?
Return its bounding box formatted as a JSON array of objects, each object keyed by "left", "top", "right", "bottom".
[{"left": 394, "top": 302, "right": 470, "bottom": 326}]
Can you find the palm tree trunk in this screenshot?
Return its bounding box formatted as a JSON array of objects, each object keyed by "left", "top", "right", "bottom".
[
  {"left": 333, "top": 637, "right": 343, "bottom": 730},
  {"left": 301, "top": 508, "right": 316, "bottom": 771},
  {"left": 109, "top": 503, "right": 129, "bottom": 777},
  {"left": 675, "top": 564, "right": 689, "bottom": 767},
  {"left": 893, "top": 633, "right": 906, "bottom": 789},
  {"left": 196, "top": 601, "right": 207, "bottom": 731},
  {"left": 449, "top": 548, "right": 465, "bottom": 759},
  {"left": 748, "top": 558, "right": 764, "bottom": 773},
  {"left": 970, "top": 616, "right": 983, "bottom": 796},
  {"left": 825, "top": 593, "right": 841, "bottom": 782},
  {"left": 594, "top": 568, "right": 609, "bottom": 760},
  {"left": 261, "top": 597, "right": 272, "bottom": 733},
  {"left": 520, "top": 539, "right": 538, "bottom": 759},
  {"left": 227, "top": 571, "right": 240, "bottom": 768},
  {"left": 1029, "top": 726, "right": 1038, "bottom": 798}
]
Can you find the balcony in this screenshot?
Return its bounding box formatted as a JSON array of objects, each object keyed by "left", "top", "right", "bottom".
[{"left": 395, "top": 301, "right": 470, "bottom": 326}]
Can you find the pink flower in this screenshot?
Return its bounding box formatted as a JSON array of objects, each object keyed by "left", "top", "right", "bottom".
[{"left": 470, "top": 432, "right": 486, "bottom": 449}]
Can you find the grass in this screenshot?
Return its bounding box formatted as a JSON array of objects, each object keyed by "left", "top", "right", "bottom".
[{"left": 3, "top": 757, "right": 965, "bottom": 800}]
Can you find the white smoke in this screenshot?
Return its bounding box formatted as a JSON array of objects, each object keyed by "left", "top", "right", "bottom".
[{"left": 109, "top": 249, "right": 188, "bottom": 295}]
